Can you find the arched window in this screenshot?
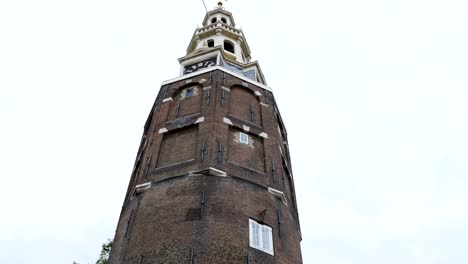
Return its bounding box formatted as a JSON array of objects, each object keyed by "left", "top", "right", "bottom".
[
  {"left": 166, "top": 85, "right": 203, "bottom": 121},
  {"left": 224, "top": 40, "right": 234, "bottom": 53},
  {"left": 221, "top": 17, "right": 227, "bottom": 24},
  {"left": 211, "top": 17, "right": 217, "bottom": 24},
  {"left": 207, "top": 39, "right": 214, "bottom": 48},
  {"left": 229, "top": 86, "right": 262, "bottom": 126}
]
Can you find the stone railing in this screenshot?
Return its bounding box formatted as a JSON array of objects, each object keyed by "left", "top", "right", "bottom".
[{"left": 196, "top": 22, "right": 243, "bottom": 37}]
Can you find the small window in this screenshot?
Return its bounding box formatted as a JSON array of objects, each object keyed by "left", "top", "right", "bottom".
[
  {"left": 207, "top": 39, "right": 214, "bottom": 48},
  {"left": 249, "top": 219, "right": 274, "bottom": 255},
  {"left": 221, "top": 17, "right": 227, "bottom": 24},
  {"left": 224, "top": 40, "right": 234, "bottom": 53},
  {"left": 185, "top": 88, "right": 194, "bottom": 98},
  {"left": 239, "top": 132, "right": 249, "bottom": 145},
  {"left": 211, "top": 17, "right": 217, "bottom": 24}
]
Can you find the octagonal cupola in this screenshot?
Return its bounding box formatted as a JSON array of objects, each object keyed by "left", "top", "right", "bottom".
[
  {"left": 179, "top": 1, "right": 267, "bottom": 85},
  {"left": 185, "top": 2, "right": 251, "bottom": 65}
]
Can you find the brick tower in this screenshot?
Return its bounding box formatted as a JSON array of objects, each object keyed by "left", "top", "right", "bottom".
[{"left": 109, "top": 2, "right": 302, "bottom": 263}]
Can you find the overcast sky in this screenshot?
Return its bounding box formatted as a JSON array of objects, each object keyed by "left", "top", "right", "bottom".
[{"left": 1, "top": 0, "right": 468, "bottom": 263}]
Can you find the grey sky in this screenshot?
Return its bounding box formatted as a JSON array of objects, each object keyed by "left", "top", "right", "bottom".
[{"left": 1, "top": 0, "right": 467, "bottom": 263}]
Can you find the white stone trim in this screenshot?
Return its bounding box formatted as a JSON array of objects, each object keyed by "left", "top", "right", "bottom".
[
  {"left": 199, "top": 78, "right": 207, "bottom": 83},
  {"left": 243, "top": 125, "right": 250, "bottom": 132},
  {"left": 191, "top": 167, "right": 227, "bottom": 177},
  {"left": 260, "top": 102, "right": 268, "bottom": 107},
  {"left": 255, "top": 91, "right": 262, "bottom": 97},
  {"left": 158, "top": 128, "right": 168, "bottom": 134},
  {"left": 133, "top": 182, "right": 152, "bottom": 196},
  {"left": 195, "top": 117, "right": 205, "bottom": 124},
  {"left": 162, "top": 98, "right": 173, "bottom": 103},
  {"left": 259, "top": 132, "right": 268, "bottom": 139},
  {"left": 203, "top": 86, "right": 212, "bottom": 90},
  {"left": 162, "top": 66, "right": 273, "bottom": 92},
  {"left": 268, "top": 187, "right": 288, "bottom": 206},
  {"left": 242, "top": 82, "right": 249, "bottom": 87},
  {"left": 155, "top": 159, "right": 196, "bottom": 171},
  {"left": 223, "top": 117, "right": 233, "bottom": 125},
  {"left": 185, "top": 79, "right": 193, "bottom": 84},
  {"left": 221, "top": 86, "right": 231, "bottom": 92}
]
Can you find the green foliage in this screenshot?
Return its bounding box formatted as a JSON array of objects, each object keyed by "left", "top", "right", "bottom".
[
  {"left": 73, "top": 239, "right": 112, "bottom": 264},
  {"left": 96, "top": 240, "right": 113, "bottom": 264}
]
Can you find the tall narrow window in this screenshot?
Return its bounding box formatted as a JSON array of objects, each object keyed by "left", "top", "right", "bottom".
[
  {"left": 221, "top": 17, "right": 227, "bottom": 24},
  {"left": 224, "top": 40, "right": 234, "bottom": 53},
  {"left": 249, "top": 219, "right": 274, "bottom": 255},
  {"left": 211, "top": 17, "right": 217, "bottom": 24}
]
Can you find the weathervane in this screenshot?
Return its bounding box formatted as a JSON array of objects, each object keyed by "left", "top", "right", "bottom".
[{"left": 202, "top": 0, "right": 208, "bottom": 12}]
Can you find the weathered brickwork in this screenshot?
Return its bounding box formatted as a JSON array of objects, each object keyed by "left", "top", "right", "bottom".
[
  {"left": 227, "top": 127, "right": 265, "bottom": 173},
  {"left": 157, "top": 125, "right": 198, "bottom": 168},
  {"left": 228, "top": 86, "right": 262, "bottom": 127},
  {"left": 167, "top": 84, "right": 203, "bottom": 121},
  {"left": 109, "top": 70, "right": 302, "bottom": 264}
]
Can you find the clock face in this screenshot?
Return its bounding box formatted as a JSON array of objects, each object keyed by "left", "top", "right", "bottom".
[{"left": 184, "top": 57, "right": 217, "bottom": 74}]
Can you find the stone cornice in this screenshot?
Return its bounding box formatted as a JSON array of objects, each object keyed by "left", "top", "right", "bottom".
[
  {"left": 178, "top": 47, "right": 267, "bottom": 85},
  {"left": 162, "top": 66, "right": 272, "bottom": 92}
]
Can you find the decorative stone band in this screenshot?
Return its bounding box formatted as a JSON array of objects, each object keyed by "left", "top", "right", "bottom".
[
  {"left": 223, "top": 117, "right": 233, "bottom": 125},
  {"left": 132, "top": 182, "right": 152, "bottom": 197},
  {"left": 132, "top": 173, "right": 284, "bottom": 204},
  {"left": 223, "top": 115, "right": 268, "bottom": 139},
  {"left": 129, "top": 171, "right": 298, "bottom": 227},
  {"left": 195, "top": 117, "right": 205, "bottom": 124},
  {"left": 267, "top": 187, "right": 289, "bottom": 207},
  {"left": 131, "top": 167, "right": 226, "bottom": 198},
  {"left": 158, "top": 114, "right": 205, "bottom": 134},
  {"left": 162, "top": 66, "right": 273, "bottom": 92},
  {"left": 189, "top": 167, "right": 227, "bottom": 177}
]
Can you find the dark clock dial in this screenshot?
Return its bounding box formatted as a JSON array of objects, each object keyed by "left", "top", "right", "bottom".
[{"left": 184, "top": 57, "right": 217, "bottom": 74}]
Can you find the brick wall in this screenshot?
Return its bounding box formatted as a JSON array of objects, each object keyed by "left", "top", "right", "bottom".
[
  {"left": 109, "top": 70, "right": 303, "bottom": 264},
  {"left": 227, "top": 127, "right": 265, "bottom": 173},
  {"left": 167, "top": 85, "right": 203, "bottom": 121},
  {"left": 157, "top": 125, "right": 198, "bottom": 168},
  {"left": 228, "top": 86, "right": 262, "bottom": 127}
]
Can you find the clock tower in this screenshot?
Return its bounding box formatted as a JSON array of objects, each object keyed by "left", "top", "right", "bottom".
[{"left": 109, "top": 2, "right": 303, "bottom": 263}]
